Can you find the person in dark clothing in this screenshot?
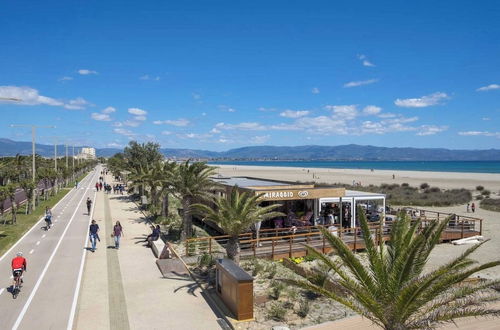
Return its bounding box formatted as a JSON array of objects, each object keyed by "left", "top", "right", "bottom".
[
  {"left": 86, "top": 198, "right": 92, "bottom": 215},
  {"left": 146, "top": 225, "right": 161, "bottom": 247},
  {"left": 89, "top": 220, "right": 100, "bottom": 252}
]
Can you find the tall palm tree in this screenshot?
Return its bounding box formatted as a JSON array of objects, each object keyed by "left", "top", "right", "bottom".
[
  {"left": 171, "top": 160, "right": 218, "bottom": 240},
  {"left": 288, "top": 211, "right": 500, "bottom": 329},
  {"left": 192, "top": 187, "right": 284, "bottom": 264},
  {"left": 158, "top": 161, "right": 177, "bottom": 218}
]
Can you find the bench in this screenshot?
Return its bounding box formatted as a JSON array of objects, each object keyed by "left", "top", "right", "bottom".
[{"left": 151, "top": 239, "right": 164, "bottom": 258}]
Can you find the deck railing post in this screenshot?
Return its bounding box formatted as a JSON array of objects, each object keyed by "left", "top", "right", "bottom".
[
  {"left": 253, "top": 241, "right": 256, "bottom": 258},
  {"left": 353, "top": 228, "right": 357, "bottom": 253},
  {"left": 480, "top": 219, "right": 483, "bottom": 235},
  {"left": 185, "top": 240, "right": 189, "bottom": 257},
  {"left": 322, "top": 233, "right": 326, "bottom": 253},
  {"left": 289, "top": 236, "right": 293, "bottom": 258},
  {"left": 208, "top": 238, "right": 212, "bottom": 254},
  {"left": 461, "top": 219, "right": 464, "bottom": 239},
  {"left": 271, "top": 240, "right": 275, "bottom": 259}
]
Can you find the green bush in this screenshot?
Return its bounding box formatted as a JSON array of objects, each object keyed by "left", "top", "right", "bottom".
[
  {"left": 476, "top": 185, "right": 484, "bottom": 191},
  {"left": 476, "top": 195, "right": 484, "bottom": 200},
  {"left": 481, "top": 198, "right": 500, "bottom": 212},
  {"left": 197, "top": 253, "right": 216, "bottom": 268},
  {"left": 297, "top": 299, "right": 310, "bottom": 318},
  {"left": 267, "top": 302, "right": 287, "bottom": 321},
  {"left": 270, "top": 281, "right": 286, "bottom": 300},
  {"left": 252, "top": 259, "right": 265, "bottom": 277},
  {"left": 265, "top": 263, "right": 278, "bottom": 279},
  {"left": 420, "top": 183, "right": 429, "bottom": 189},
  {"left": 481, "top": 190, "right": 491, "bottom": 196}
]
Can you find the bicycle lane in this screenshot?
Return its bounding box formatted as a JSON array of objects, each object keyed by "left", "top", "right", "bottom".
[
  {"left": 3, "top": 167, "right": 100, "bottom": 330},
  {"left": 0, "top": 169, "right": 98, "bottom": 327}
]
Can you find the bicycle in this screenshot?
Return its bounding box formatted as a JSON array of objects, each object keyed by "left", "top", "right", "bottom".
[{"left": 12, "top": 270, "right": 23, "bottom": 299}]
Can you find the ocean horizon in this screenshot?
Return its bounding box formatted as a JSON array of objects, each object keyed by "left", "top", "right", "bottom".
[{"left": 209, "top": 160, "right": 500, "bottom": 174}]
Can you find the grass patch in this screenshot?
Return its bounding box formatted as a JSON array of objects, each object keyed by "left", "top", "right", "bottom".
[
  {"left": 0, "top": 188, "right": 71, "bottom": 256},
  {"left": 480, "top": 198, "right": 500, "bottom": 212}
]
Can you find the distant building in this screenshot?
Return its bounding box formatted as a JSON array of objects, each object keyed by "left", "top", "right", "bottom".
[{"left": 76, "top": 147, "right": 96, "bottom": 160}]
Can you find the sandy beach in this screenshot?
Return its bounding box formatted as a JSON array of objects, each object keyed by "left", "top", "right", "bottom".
[
  {"left": 215, "top": 164, "right": 500, "bottom": 192},
  {"left": 216, "top": 164, "right": 500, "bottom": 279}
]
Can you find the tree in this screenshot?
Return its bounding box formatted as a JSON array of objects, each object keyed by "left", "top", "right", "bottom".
[
  {"left": 171, "top": 160, "right": 218, "bottom": 240},
  {"left": 6, "top": 184, "right": 17, "bottom": 224},
  {"left": 192, "top": 187, "right": 283, "bottom": 264},
  {"left": 123, "top": 141, "right": 163, "bottom": 172},
  {"left": 0, "top": 186, "right": 8, "bottom": 224},
  {"left": 20, "top": 180, "right": 35, "bottom": 214},
  {"left": 288, "top": 211, "right": 500, "bottom": 329}
]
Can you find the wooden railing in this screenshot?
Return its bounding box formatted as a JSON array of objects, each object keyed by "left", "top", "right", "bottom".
[{"left": 185, "top": 209, "right": 483, "bottom": 258}]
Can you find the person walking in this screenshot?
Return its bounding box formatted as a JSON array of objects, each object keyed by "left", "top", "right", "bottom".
[
  {"left": 89, "top": 220, "right": 100, "bottom": 252},
  {"left": 466, "top": 203, "right": 470, "bottom": 213},
  {"left": 471, "top": 202, "right": 476, "bottom": 213},
  {"left": 112, "top": 221, "right": 124, "bottom": 249},
  {"left": 86, "top": 197, "right": 92, "bottom": 215},
  {"left": 95, "top": 182, "right": 99, "bottom": 191}
]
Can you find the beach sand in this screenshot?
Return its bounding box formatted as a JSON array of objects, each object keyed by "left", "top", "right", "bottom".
[
  {"left": 214, "top": 164, "right": 500, "bottom": 191},
  {"left": 215, "top": 164, "right": 500, "bottom": 279}
]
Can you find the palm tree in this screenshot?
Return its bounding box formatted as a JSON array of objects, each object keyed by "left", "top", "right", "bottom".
[
  {"left": 171, "top": 160, "right": 218, "bottom": 240},
  {"left": 288, "top": 211, "right": 500, "bottom": 329},
  {"left": 157, "top": 161, "right": 177, "bottom": 218},
  {"left": 192, "top": 187, "right": 284, "bottom": 264}
]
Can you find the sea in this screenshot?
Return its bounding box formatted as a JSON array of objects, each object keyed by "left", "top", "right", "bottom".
[{"left": 209, "top": 160, "right": 500, "bottom": 174}]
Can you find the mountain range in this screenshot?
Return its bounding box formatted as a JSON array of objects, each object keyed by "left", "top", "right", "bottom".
[{"left": 1, "top": 138, "right": 500, "bottom": 161}]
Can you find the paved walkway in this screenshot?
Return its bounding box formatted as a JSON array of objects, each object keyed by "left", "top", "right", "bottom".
[{"left": 75, "top": 174, "right": 222, "bottom": 330}]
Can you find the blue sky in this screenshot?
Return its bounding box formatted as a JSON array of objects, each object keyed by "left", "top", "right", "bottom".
[{"left": 1, "top": 0, "right": 499, "bottom": 151}]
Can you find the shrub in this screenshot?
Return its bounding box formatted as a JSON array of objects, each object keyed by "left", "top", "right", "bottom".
[
  {"left": 304, "top": 254, "right": 316, "bottom": 262},
  {"left": 297, "top": 299, "right": 310, "bottom": 318},
  {"left": 270, "top": 281, "right": 286, "bottom": 300},
  {"left": 481, "top": 198, "right": 500, "bottom": 212},
  {"left": 476, "top": 185, "right": 484, "bottom": 191},
  {"left": 481, "top": 190, "right": 491, "bottom": 196},
  {"left": 252, "top": 259, "right": 265, "bottom": 277},
  {"left": 265, "top": 263, "right": 278, "bottom": 279},
  {"left": 197, "top": 253, "right": 215, "bottom": 268},
  {"left": 476, "top": 195, "right": 484, "bottom": 200},
  {"left": 267, "top": 302, "right": 286, "bottom": 321},
  {"left": 420, "top": 183, "right": 429, "bottom": 190},
  {"left": 402, "top": 183, "right": 409, "bottom": 187}
]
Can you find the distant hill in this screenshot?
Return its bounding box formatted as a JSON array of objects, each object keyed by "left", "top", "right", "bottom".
[{"left": 1, "top": 138, "right": 500, "bottom": 161}]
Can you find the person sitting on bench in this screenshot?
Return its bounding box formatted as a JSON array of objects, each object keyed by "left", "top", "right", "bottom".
[{"left": 146, "top": 225, "right": 161, "bottom": 247}]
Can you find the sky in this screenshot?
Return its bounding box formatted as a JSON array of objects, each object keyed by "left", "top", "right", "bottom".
[{"left": 1, "top": 0, "right": 499, "bottom": 151}]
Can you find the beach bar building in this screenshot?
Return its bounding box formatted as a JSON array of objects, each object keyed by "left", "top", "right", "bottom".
[{"left": 211, "top": 176, "right": 386, "bottom": 229}]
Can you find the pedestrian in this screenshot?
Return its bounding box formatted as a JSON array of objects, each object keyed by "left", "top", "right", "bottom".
[
  {"left": 99, "top": 182, "right": 103, "bottom": 191},
  {"left": 75, "top": 180, "right": 78, "bottom": 189},
  {"left": 95, "top": 182, "right": 99, "bottom": 191},
  {"left": 89, "top": 220, "right": 100, "bottom": 252},
  {"left": 392, "top": 174, "right": 395, "bottom": 179},
  {"left": 112, "top": 221, "right": 123, "bottom": 249},
  {"left": 119, "top": 184, "right": 124, "bottom": 195},
  {"left": 466, "top": 203, "right": 470, "bottom": 213},
  {"left": 45, "top": 206, "right": 52, "bottom": 230},
  {"left": 86, "top": 197, "right": 92, "bottom": 215},
  {"left": 471, "top": 202, "right": 475, "bottom": 213}
]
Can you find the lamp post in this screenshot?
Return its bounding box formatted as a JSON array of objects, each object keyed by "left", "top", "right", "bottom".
[{"left": 10, "top": 124, "right": 55, "bottom": 209}]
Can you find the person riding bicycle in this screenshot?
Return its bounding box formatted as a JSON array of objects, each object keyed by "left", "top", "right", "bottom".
[
  {"left": 11, "top": 252, "right": 27, "bottom": 287},
  {"left": 45, "top": 206, "right": 52, "bottom": 230},
  {"left": 86, "top": 197, "right": 92, "bottom": 215}
]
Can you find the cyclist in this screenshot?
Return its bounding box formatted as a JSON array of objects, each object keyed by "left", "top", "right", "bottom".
[
  {"left": 11, "top": 252, "right": 27, "bottom": 288},
  {"left": 86, "top": 197, "right": 92, "bottom": 215},
  {"left": 45, "top": 206, "right": 52, "bottom": 230}
]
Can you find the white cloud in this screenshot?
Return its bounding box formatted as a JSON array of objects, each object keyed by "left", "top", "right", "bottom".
[
  {"left": 215, "top": 122, "right": 266, "bottom": 131},
  {"left": 357, "top": 54, "right": 375, "bottom": 67},
  {"left": 482, "top": 117, "right": 490, "bottom": 121},
  {"left": 0, "top": 86, "right": 63, "bottom": 106},
  {"left": 219, "top": 105, "right": 236, "bottom": 112},
  {"left": 458, "top": 131, "right": 500, "bottom": 138},
  {"left": 218, "top": 138, "right": 230, "bottom": 143},
  {"left": 343, "top": 79, "right": 378, "bottom": 88},
  {"left": 312, "top": 87, "right": 320, "bottom": 94},
  {"left": 161, "top": 131, "right": 172, "bottom": 135},
  {"left": 154, "top": 119, "right": 190, "bottom": 127},
  {"left": 476, "top": 84, "right": 500, "bottom": 92},
  {"left": 134, "top": 116, "right": 147, "bottom": 121},
  {"left": 106, "top": 142, "right": 123, "bottom": 148},
  {"left": 378, "top": 113, "right": 397, "bottom": 118},
  {"left": 112, "top": 122, "right": 123, "bottom": 127},
  {"left": 192, "top": 93, "right": 201, "bottom": 100},
  {"left": 122, "top": 120, "right": 140, "bottom": 127},
  {"left": 64, "top": 97, "right": 90, "bottom": 110},
  {"left": 258, "top": 107, "right": 277, "bottom": 112},
  {"left": 201, "top": 112, "right": 207, "bottom": 116},
  {"left": 362, "top": 105, "right": 382, "bottom": 115},
  {"left": 102, "top": 106, "right": 116, "bottom": 114},
  {"left": 113, "top": 128, "right": 135, "bottom": 137},
  {"left": 140, "top": 74, "right": 160, "bottom": 81},
  {"left": 280, "top": 110, "right": 310, "bottom": 118},
  {"left": 210, "top": 128, "right": 221, "bottom": 134},
  {"left": 91, "top": 112, "right": 111, "bottom": 121},
  {"left": 0, "top": 86, "right": 91, "bottom": 110},
  {"left": 58, "top": 76, "right": 73, "bottom": 81},
  {"left": 325, "top": 105, "right": 358, "bottom": 120},
  {"left": 394, "top": 92, "right": 449, "bottom": 108},
  {"left": 128, "top": 108, "right": 147, "bottom": 116},
  {"left": 78, "top": 69, "right": 98, "bottom": 75},
  {"left": 250, "top": 135, "right": 270, "bottom": 144},
  {"left": 416, "top": 125, "right": 448, "bottom": 136}
]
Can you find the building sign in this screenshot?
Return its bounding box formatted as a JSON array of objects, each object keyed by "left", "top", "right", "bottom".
[{"left": 257, "top": 188, "right": 345, "bottom": 201}]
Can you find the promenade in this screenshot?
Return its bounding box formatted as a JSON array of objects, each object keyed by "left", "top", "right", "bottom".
[{"left": 74, "top": 173, "right": 222, "bottom": 330}]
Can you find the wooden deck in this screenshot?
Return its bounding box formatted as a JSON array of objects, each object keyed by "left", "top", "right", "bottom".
[{"left": 185, "top": 209, "right": 483, "bottom": 260}]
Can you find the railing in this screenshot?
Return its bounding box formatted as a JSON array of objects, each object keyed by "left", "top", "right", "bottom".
[{"left": 185, "top": 209, "right": 483, "bottom": 258}]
